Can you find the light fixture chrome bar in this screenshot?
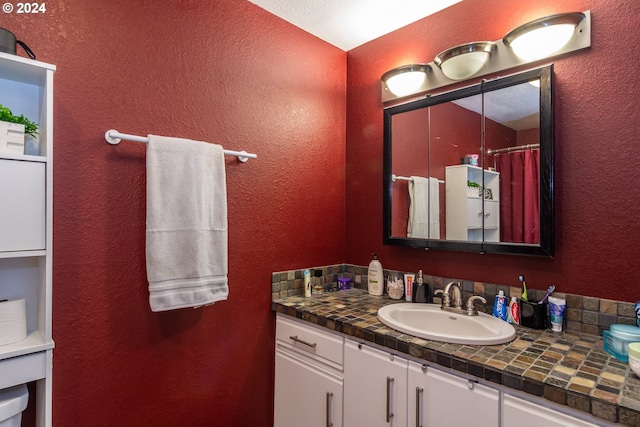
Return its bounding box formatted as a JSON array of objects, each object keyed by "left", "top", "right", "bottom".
[{"left": 381, "top": 10, "right": 590, "bottom": 103}]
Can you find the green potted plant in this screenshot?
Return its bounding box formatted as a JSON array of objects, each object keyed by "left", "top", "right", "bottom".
[
  {"left": 0, "top": 103, "right": 39, "bottom": 154},
  {"left": 467, "top": 180, "right": 481, "bottom": 197}
]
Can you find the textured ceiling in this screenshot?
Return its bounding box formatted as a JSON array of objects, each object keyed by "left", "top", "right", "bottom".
[{"left": 248, "top": 0, "right": 463, "bottom": 51}]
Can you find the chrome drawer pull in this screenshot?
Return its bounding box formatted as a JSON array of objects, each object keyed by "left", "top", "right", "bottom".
[
  {"left": 289, "top": 335, "right": 317, "bottom": 348},
  {"left": 326, "top": 392, "right": 334, "bottom": 427},
  {"left": 416, "top": 387, "right": 423, "bottom": 427},
  {"left": 386, "top": 376, "right": 394, "bottom": 422}
]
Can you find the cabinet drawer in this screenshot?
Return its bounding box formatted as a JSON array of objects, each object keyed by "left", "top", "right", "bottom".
[
  {"left": 276, "top": 314, "right": 343, "bottom": 367},
  {"left": 0, "top": 159, "right": 46, "bottom": 252},
  {"left": 0, "top": 352, "right": 46, "bottom": 389}
]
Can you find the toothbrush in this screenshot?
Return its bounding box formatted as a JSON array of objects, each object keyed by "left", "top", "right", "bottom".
[
  {"left": 539, "top": 285, "right": 556, "bottom": 304},
  {"left": 519, "top": 275, "right": 528, "bottom": 302}
]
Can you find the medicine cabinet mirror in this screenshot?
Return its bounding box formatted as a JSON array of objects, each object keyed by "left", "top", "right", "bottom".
[{"left": 383, "top": 65, "right": 554, "bottom": 256}]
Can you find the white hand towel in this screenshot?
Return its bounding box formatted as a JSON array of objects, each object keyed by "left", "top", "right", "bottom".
[
  {"left": 428, "top": 177, "right": 441, "bottom": 239},
  {"left": 146, "top": 135, "right": 228, "bottom": 312},
  {"left": 408, "top": 176, "right": 440, "bottom": 239}
]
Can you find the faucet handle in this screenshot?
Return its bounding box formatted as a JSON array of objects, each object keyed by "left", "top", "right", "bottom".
[
  {"left": 434, "top": 289, "right": 450, "bottom": 307},
  {"left": 465, "top": 295, "right": 487, "bottom": 316}
]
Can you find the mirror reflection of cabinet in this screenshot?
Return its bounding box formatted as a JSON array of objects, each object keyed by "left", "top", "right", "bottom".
[
  {"left": 445, "top": 165, "right": 499, "bottom": 242},
  {"left": 383, "top": 65, "right": 554, "bottom": 256}
]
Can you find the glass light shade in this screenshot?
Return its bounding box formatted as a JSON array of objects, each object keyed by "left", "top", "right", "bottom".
[
  {"left": 382, "top": 64, "right": 429, "bottom": 97},
  {"left": 504, "top": 12, "right": 585, "bottom": 62},
  {"left": 434, "top": 42, "right": 495, "bottom": 81}
]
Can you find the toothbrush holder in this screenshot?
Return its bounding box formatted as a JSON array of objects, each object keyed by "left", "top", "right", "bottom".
[{"left": 520, "top": 299, "right": 549, "bottom": 330}]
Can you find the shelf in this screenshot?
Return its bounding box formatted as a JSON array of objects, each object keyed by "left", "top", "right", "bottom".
[
  {"left": 0, "top": 52, "right": 56, "bottom": 86},
  {"left": 0, "top": 49, "right": 54, "bottom": 427},
  {"left": 0, "top": 152, "right": 47, "bottom": 163},
  {"left": 0, "top": 330, "right": 54, "bottom": 361},
  {"left": 0, "top": 250, "right": 46, "bottom": 259}
]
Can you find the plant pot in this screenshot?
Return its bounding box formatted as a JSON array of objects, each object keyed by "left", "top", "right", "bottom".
[
  {"left": 0, "top": 120, "right": 25, "bottom": 154},
  {"left": 467, "top": 187, "right": 480, "bottom": 198}
]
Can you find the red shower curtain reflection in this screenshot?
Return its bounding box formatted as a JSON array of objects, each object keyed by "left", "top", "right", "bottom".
[{"left": 495, "top": 150, "right": 539, "bottom": 244}]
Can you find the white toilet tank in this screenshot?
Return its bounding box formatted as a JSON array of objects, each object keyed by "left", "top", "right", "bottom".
[{"left": 0, "top": 385, "right": 28, "bottom": 427}]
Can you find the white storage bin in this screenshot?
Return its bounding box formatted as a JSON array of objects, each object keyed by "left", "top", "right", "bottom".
[
  {"left": 0, "top": 159, "right": 46, "bottom": 252},
  {"left": 0, "top": 384, "right": 28, "bottom": 427}
]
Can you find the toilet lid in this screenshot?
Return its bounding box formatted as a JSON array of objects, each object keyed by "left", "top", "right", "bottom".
[{"left": 0, "top": 384, "right": 28, "bottom": 422}]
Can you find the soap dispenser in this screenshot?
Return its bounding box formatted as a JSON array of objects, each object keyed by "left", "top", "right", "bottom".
[{"left": 412, "top": 270, "right": 428, "bottom": 303}]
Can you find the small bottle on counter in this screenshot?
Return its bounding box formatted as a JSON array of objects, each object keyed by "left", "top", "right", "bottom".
[
  {"left": 507, "top": 297, "right": 520, "bottom": 324},
  {"left": 312, "top": 269, "right": 324, "bottom": 295},
  {"left": 493, "top": 290, "right": 507, "bottom": 320},
  {"left": 304, "top": 269, "right": 311, "bottom": 297},
  {"left": 368, "top": 253, "right": 384, "bottom": 296},
  {"left": 412, "top": 270, "right": 428, "bottom": 303},
  {"left": 404, "top": 273, "right": 415, "bottom": 302}
]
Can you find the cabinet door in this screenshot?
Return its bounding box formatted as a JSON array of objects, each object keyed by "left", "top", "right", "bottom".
[
  {"left": 344, "top": 340, "right": 407, "bottom": 427},
  {"left": 484, "top": 199, "right": 499, "bottom": 229},
  {"left": 275, "top": 350, "right": 343, "bottom": 427},
  {"left": 408, "top": 361, "right": 499, "bottom": 427},
  {"left": 466, "top": 197, "right": 483, "bottom": 229},
  {"left": 502, "top": 395, "right": 599, "bottom": 427},
  {"left": 0, "top": 159, "right": 46, "bottom": 252}
]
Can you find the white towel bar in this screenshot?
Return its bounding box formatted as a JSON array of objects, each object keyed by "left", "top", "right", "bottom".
[
  {"left": 392, "top": 174, "right": 444, "bottom": 184},
  {"left": 104, "top": 129, "right": 257, "bottom": 162}
]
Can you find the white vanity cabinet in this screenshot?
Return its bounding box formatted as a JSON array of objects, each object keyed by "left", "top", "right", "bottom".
[
  {"left": 445, "top": 164, "right": 500, "bottom": 242},
  {"left": 0, "top": 52, "right": 55, "bottom": 427},
  {"left": 274, "top": 316, "right": 613, "bottom": 427},
  {"left": 274, "top": 314, "right": 344, "bottom": 427},
  {"left": 502, "top": 395, "right": 600, "bottom": 427},
  {"left": 408, "top": 361, "right": 499, "bottom": 427},
  {"left": 344, "top": 339, "right": 408, "bottom": 427}
]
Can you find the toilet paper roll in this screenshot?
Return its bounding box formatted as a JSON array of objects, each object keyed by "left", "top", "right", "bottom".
[{"left": 0, "top": 299, "right": 27, "bottom": 346}]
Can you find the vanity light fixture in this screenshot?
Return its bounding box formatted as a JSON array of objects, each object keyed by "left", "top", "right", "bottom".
[
  {"left": 381, "top": 10, "right": 590, "bottom": 103},
  {"left": 381, "top": 63, "right": 430, "bottom": 97},
  {"left": 434, "top": 41, "right": 496, "bottom": 81},
  {"left": 503, "top": 12, "right": 586, "bottom": 62}
]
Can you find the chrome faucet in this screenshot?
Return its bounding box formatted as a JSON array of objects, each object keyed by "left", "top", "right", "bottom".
[
  {"left": 444, "top": 281, "right": 463, "bottom": 309},
  {"left": 435, "top": 281, "right": 486, "bottom": 316}
]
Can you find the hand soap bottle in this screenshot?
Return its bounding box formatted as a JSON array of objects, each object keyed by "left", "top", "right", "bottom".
[
  {"left": 412, "top": 270, "right": 428, "bottom": 303},
  {"left": 368, "top": 253, "right": 384, "bottom": 296}
]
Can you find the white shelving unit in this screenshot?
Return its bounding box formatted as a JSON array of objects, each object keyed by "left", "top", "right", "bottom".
[
  {"left": 0, "top": 51, "right": 55, "bottom": 427},
  {"left": 445, "top": 164, "right": 500, "bottom": 242}
]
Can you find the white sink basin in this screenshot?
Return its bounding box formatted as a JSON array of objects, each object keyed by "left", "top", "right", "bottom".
[{"left": 377, "top": 303, "right": 516, "bottom": 346}]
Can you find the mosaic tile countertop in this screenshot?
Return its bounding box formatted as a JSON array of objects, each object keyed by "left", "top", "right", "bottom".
[{"left": 272, "top": 289, "right": 640, "bottom": 426}]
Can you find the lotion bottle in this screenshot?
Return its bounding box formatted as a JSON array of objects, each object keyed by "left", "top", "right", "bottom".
[
  {"left": 304, "top": 269, "right": 311, "bottom": 297},
  {"left": 368, "top": 253, "right": 384, "bottom": 296}
]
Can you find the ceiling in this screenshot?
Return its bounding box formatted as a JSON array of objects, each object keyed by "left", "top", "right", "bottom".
[
  {"left": 248, "top": 0, "right": 463, "bottom": 51},
  {"left": 247, "top": 0, "right": 537, "bottom": 128}
]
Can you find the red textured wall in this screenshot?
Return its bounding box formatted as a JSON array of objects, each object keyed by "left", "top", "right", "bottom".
[
  {"left": 3, "top": 1, "right": 345, "bottom": 426},
  {"left": 346, "top": 0, "right": 640, "bottom": 301},
  {"left": 2, "top": 0, "right": 639, "bottom": 425}
]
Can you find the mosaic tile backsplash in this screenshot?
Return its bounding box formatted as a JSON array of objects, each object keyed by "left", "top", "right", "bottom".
[{"left": 271, "top": 264, "right": 638, "bottom": 336}]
